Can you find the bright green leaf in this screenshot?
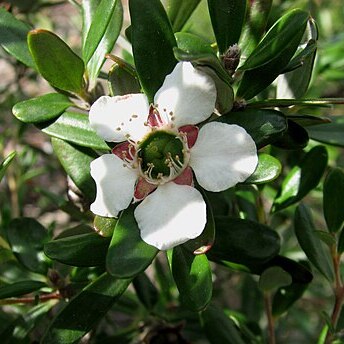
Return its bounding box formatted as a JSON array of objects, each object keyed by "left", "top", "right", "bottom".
[
  {"left": 207, "top": 0, "right": 247, "bottom": 54},
  {"left": 28, "top": 29, "right": 85, "bottom": 94},
  {"left": 170, "top": 246, "right": 212, "bottom": 311},
  {"left": 323, "top": 168, "right": 344, "bottom": 233},
  {"left": 51, "top": 137, "right": 97, "bottom": 202},
  {"left": 40, "top": 111, "right": 109, "bottom": 151},
  {"left": 167, "top": 0, "right": 201, "bottom": 32},
  {"left": 0, "top": 152, "right": 15, "bottom": 183},
  {"left": 245, "top": 153, "right": 281, "bottom": 184},
  {"left": 294, "top": 203, "right": 334, "bottom": 281},
  {"left": 41, "top": 273, "right": 131, "bottom": 344},
  {"left": 106, "top": 207, "right": 158, "bottom": 278},
  {"left": 94, "top": 216, "right": 117, "bottom": 238},
  {"left": 129, "top": 0, "right": 177, "bottom": 102},
  {"left": 13, "top": 93, "right": 73, "bottom": 124},
  {"left": 273, "top": 146, "right": 328, "bottom": 212},
  {"left": 0, "top": 8, "right": 35, "bottom": 69}
]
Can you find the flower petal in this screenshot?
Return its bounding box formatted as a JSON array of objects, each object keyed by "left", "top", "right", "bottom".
[
  {"left": 89, "top": 95, "right": 150, "bottom": 142},
  {"left": 134, "top": 183, "right": 206, "bottom": 250},
  {"left": 90, "top": 154, "right": 137, "bottom": 217},
  {"left": 154, "top": 62, "right": 216, "bottom": 127},
  {"left": 189, "top": 122, "right": 258, "bottom": 192}
]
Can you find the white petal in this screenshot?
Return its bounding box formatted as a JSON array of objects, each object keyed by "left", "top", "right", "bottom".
[
  {"left": 154, "top": 62, "right": 216, "bottom": 127},
  {"left": 135, "top": 183, "right": 206, "bottom": 250},
  {"left": 89, "top": 95, "right": 150, "bottom": 142},
  {"left": 90, "top": 154, "right": 137, "bottom": 217},
  {"left": 190, "top": 122, "right": 258, "bottom": 192}
]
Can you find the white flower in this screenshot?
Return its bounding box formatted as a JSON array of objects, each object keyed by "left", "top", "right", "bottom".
[{"left": 89, "top": 62, "right": 258, "bottom": 250}]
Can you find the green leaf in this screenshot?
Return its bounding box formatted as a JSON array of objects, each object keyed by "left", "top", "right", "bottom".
[
  {"left": 0, "top": 152, "right": 16, "bottom": 183},
  {"left": 0, "top": 8, "right": 35, "bottom": 69},
  {"left": 239, "top": 0, "right": 272, "bottom": 58},
  {"left": 215, "top": 108, "right": 287, "bottom": 148},
  {"left": 44, "top": 232, "right": 110, "bottom": 267},
  {"left": 258, "top": 266, "right": 292, "bottom": 292},
  {"left": 273, "top": 146, "right": 328, "bottom": 212},
  {"left": 94, "top": 216, "right": 117, "bottom": 238},
  {"left": 272, "top": 281, "right": 309, "bottom": 316},
  {"left": 51, "top": 137, "right": 97, "bottom": 202},
  {"left": 28, "top": 29, "right": 85, "bottom": 94},
  {"left": 108, "top": 61, "right": 141, "bottom": 96},
  {"left": 82, "top": 0, "right": 121, "bottom": 65},
  {"left": 41, "top": 273, "right": 131, "bottom": 344},
  {"left": 168, "top": 0, "right": 201, "bottom": 32},
  {"left": 272, "top": 119, "right": 309, "bottom": 150},
  {"left": 129, "top": 0, "right": 177, "bottom": 102},
  {"left": 287, "top": 114, "right": 330, "bottom": 127},
  {"left": 208, "top": 217, "right": 280, "bottom": 266},
  {"left": 0, "top": 281, "right": 46, "bottom": 300},
  {"left": 323, "top": 168, "right": 344, "bottom": 233},
  {"left": 82, "top": 0, "right": 123, "bottom": 86},
  {"left": 169, "top": 246, "right": 212, "bottom": 311},
  {"left": 133, "top": 272, "right": 159, "bottom": 310},
  {"left": 294, "top": 203, "right": 334, "bottom": 281},
  {"left": 207, "top": 0, "right": 247, "bottom": 54},
  {"left": 337, "top": 230, "right": 344, "bottom": 254},
  {"left": 40, "top": 111, "right": 109, "bottom": 151},
  {"left": 237, "top": 9, "right": 309, "bottom": 99},
  {"left": 12, "top": 93, "right": 73, "bottom": 124},
  {"left": 7, "top": 218, "right": 50, "bottom": 274},
  {"left": 239, "top": 9, "right": 309, "bottom": 71},
  {"left": 201, "top": 303, "right": 245, "bottom": 344},
  {"left": 245, "top": 153, "right": 281, "bottom": 184},
  {"left": 106, "top": 207, "right": 158, "bottom": 278},
  {"left": 307, "top": 116, "right": 344, "bottom": 147}
]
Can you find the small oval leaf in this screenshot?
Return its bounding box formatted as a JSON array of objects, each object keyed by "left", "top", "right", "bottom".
[{"left": 0, "top": 281, "right": 47, "bottom": 300}]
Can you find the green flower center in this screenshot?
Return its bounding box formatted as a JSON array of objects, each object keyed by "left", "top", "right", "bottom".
[{"left": 138, "top": 131, "right": 185, "bottom": 180}]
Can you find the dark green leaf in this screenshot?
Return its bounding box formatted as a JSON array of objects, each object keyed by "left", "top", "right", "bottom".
[
  {"left": 245, "top": 153, "right": 281, "bottom": 184},
  {"left": 44, "top": 232, "right": 110, "bottom": 267},
  {"left": 208, "top": 217, "right": 280, "bottom": 266},
  {"left": 294, "top": 203, "right": 334, "bottom": 281},
  {"left": 323, "top": 168, "right": 344, "bottom": 233},
  {"left": 215, "top": 108, "right": 287, "bottom": 148},
  {"left": 239, "top": 9, "right": 309, "bottom": 71},
  {"left": 272, "top": 119, "right": 309, "bottom": 150},
  {"left": 82, "top": 0, "right": 121, "bottom": 65},
  {"left": 28, "top": 29, "right": 85, "bottom": 94},
  {"left": 272, "top": 281, "right": 309, "bottom": 316},
  {"left": 237, "top": 9, "right": 309, "bottom": 99},
  {"left": 13, "top": 93, "right": 73, "bottom": 124},
  {"left": 82, "top": 0, "right": 123, "bottom": 86},
  {"left": 0, "top": 281, "right": 46, "bottom": 299},
  {"left": 169, "top": 246, "right": 212, "bottom": 311},
  {"left": 273, "top": 146, "right": 328, "bottom": 212},
  {"left": 307, "top": 116, "right": 344, "bottom": 147},
  {"left": 133, "top": 272, "right": 159, "bottom": 310},
  {"left": 129, "top": 0, "right": 177, "bottom": 102},
  {"left": 40, "top": 111, "right": 109, "bottom": 151},
  {"left": 94, "top": 216, "right": 117, "bottom": 238},
  {"left": 168, "top": 0, "right": 201, "bottom": 32},
  {"left": 201, "top": 303, "right": 245, "bottom": 344},
  {"left": 51, "top": 137, "right": 97, "bottom": 202},
  {"left": 239, "top": 0, "right": 272, "bottom": 57},
  {"left": 0, "top": 152, "right": 15, "bottom": 183},
  {"left": 337, "top": 230, "right": 344, "bottom": 254},
  {"left": 258, "top": 266, "right": 292, "bottom": 292},
  {"left": 106, "top": 207, "right": 158, "bottom": 278},
  {"left": 41, "top": 273, "right": 131, "bottom": 344},
  {"left": 287, "top": 114, "right": 331, "bottom": 127},
  {"left": 108, "top": 62, "right": 141, "bottom": 96},
  {"left": 207, "top": 0, "right": 247, "bottom": 54},
  {"left": 0, "top": 8, "right": 35, "bottom": 69},
  {"left": 7, "top": 218, "right": 50, "bottom": 274}
]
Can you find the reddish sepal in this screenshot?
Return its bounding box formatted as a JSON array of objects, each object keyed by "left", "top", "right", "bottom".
[
  {"left": 173, "top": 166, "right": 193, "bottom": 186},
  {"left": 134, "top": 177, "right": 157, "bottom": 201},
  {"left": 112, "top": 142, "right": 136, "bottom": 161},
  {"left": 178, "top": 125, "right": 199, "bottom": 148}
]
